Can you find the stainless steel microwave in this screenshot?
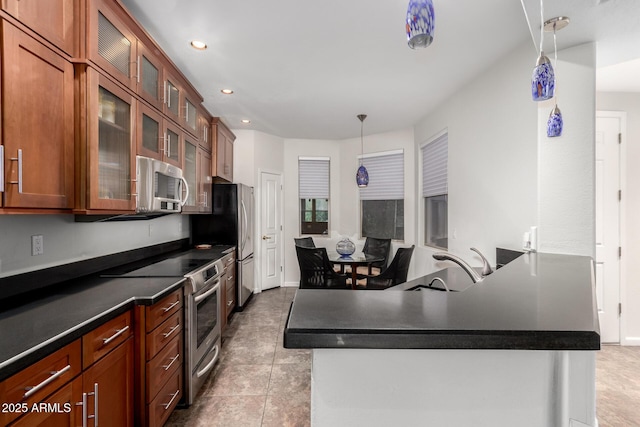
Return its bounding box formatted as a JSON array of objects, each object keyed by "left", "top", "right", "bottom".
[{"left": 136, "top": 155, "right": 188, "bottom": 213}]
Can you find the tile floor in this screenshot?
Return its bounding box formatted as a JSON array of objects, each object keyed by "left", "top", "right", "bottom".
[
  {"left": 166, "top": 287, "right": 310, "bottom": 427},
  {"left": 167, "top": 287, "right": 640, "bottom": 426}
]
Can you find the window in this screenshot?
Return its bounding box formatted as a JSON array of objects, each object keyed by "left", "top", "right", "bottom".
[
  {"left": 359, "top": 150, "right": 404, "bottom": 240},
  {"left": 299, "top": 157, "right": 330, "bottom": 235},
  {"left": 422, "top": 132, "right": 448, "bottom": 249}
]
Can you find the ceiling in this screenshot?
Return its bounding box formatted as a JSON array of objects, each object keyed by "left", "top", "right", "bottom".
[{"left": 121, "top": 0, "right": 640, "bottom": 140}]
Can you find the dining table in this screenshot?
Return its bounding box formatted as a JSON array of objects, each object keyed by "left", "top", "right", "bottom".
[{"left": 328, "top": 252, "right": 385, "bottom": 289}]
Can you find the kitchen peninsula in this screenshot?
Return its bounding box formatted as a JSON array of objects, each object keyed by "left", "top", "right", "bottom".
[{"left": 284, "top": 252, "right": 600, "bottom": 427}]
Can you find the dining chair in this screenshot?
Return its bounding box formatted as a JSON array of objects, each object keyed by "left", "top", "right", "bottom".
[
  {"left": 295, "top": 246, "right": 350, "bottom": 289},
  {"left": 357, "top": 245, "right": 415, "bottom": 290},
  {"left": 355, "top": 237, "right": 392, "bottom": 276},
  {"left": 294, "top": 237, "right": 316, "bottom": 248}
]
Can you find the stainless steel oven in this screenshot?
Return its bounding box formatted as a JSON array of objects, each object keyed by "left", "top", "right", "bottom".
[{"left": 183, "top": 258, "right": 224, "bottom": 405}]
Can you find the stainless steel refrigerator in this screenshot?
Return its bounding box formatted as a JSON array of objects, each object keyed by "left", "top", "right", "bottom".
[{"left": 190, "top": 183, "right": 254, "bottom": 309}]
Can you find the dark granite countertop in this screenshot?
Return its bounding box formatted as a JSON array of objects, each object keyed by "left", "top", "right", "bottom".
[
  {"left": 0, "top": 244, "right": 234, "bottom": 382},
  {"left": 284, "top": 252, "right": 600, "bottom": 351}
]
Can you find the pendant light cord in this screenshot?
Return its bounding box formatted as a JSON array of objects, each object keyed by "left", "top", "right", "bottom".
[
  {"left": 360, "top": 120, "right": 364, "bottom": 166},
  {"left": 539, "top": 0, "right": 544, "bottom": 55},
  {"left": 520, "top": 0, "right": 538, "bottom": 54},
  {"left": 553, "top": 24, "right": 559, "bottom": 103}
]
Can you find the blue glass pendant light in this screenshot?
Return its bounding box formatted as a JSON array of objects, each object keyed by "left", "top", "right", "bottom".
[
  {"left": 545, "top": 17, "right": 569, "bottom": 137},
  {"left": 531, "top": 0, "right": 554, "bottom": 101},
  {"left": 356, "top": 114, "right": 369, "bottom": 188},
  {"left": 406, "top": 0, "right": 434, "bottom": 49},
  {"left": 547, "top": 104, "right": 563, "bottom": 137}
]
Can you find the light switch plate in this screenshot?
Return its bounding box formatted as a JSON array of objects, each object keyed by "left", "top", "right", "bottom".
[{"left": 31, "top": 235, "right": 44, "bottom": 256}]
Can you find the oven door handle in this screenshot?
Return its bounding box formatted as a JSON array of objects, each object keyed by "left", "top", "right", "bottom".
[
  {"left": 194, "top": 280, "right": 220, "bottom": 303},
  {"left": 196, "top": 344, "right": 219, "bottom": 378}
]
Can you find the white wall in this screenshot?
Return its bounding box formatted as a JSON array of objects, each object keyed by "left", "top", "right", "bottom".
[
  {"left": 538, "top": 43, "right": 596, "bottom": 257},
  {"left": 596, "top": 91, "right": 640, "bottom": 343},
  {"left": 0, "top": 214, "right": 188, "bottom": 278},
  {"left": 232, "top": 130, "right": 285, "bottom": 291},
  {"left": 413, "top": 42, "right": 539, "bottom": 274}
]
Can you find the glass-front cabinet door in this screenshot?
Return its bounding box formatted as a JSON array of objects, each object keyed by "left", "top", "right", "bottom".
[
  {"left": 137, "top": 102, "right": 163, "bottom": 160},
  {"left": 182, "top": 139, "right": 197, "bottom": 213},
  {"left": 163, "top": 121, "right": 182, "bottom": 167},
  {"left": 87, "top": 69, "right": 135, "bottom": 211},
  {"left": 198, "top": 149, "right": 212, "bottom": 213},
  {"left": 185, "top": 97, "right": 197, "bottom": 136},
  {"left": 88, "top": 0, "right": 137, "bottom": 91},
  {"left": 163, "top": 69, "right": 182, "bottom": 124},
  {"left": 197, "top": 109, "right": 211, "bottom": 152},
  {"left": 136, "top": 42, "right": 164, "bottom": 111}
]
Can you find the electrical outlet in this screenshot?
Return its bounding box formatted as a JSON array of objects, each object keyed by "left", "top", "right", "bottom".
[{"left": 31, "top": 235, "right": 44, "bottom": 256}]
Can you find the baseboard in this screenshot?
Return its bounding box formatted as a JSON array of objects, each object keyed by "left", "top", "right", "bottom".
[
  {"left": 621, "top": 336, "right": 640, "bottom": 346},
  {"left": 283, "top": 281, "right": 300, "bottom": 288}
]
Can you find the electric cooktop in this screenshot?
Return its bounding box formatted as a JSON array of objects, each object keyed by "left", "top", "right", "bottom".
[{"left": 102, "top": 255, "right": 214, "bottom": 278}]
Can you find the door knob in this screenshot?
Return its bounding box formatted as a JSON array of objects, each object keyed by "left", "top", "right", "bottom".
[{"left": 262, "top": 235, "right": 269, "bottom": 240}]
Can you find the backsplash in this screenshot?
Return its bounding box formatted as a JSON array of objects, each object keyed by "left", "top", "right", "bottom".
[{"left": 0, "top": 214, "right": 189, "bottom": 278}]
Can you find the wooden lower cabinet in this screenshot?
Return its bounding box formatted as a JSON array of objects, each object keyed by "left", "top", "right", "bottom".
[
  {"left": 81, "top": 337, "right": 134, "bottom": 427},
  {"left": 134, "top": 288, "right": 184, "bottom": 426},
  {"left": 1, "top": 311, "right": 134, "bottom": 427},
  {"left": 9, "top": 376, "right": 83, "bottom": 427}
]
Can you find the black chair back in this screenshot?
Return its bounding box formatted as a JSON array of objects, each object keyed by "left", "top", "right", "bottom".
[
  {"left": 365, "top": 245, "right": 415, "bottom": 289},
  {"left": 294, "top": 237, "right": 316, "bottom": 248},
  {"left": 295, "top": 246, "right": 349, "bottom": 289},
  {"left": 363, "top": 237, "right": 392, "bottom": 269}
]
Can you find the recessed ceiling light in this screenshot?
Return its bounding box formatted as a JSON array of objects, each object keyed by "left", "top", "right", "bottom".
[
  {"left": 190, "top": 40, "right": 207, "bottom": 50},
  {"left": 241, "top": 119, "right": 251, "bottom": 124},
  {"left": 221, "top": 89, "right": 234, "bottom": 95}
]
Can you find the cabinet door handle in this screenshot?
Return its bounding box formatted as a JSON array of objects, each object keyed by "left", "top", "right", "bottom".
[
  {"left": 162, "top": 353, "right": 180, "bottom": 371},
  {"left": 163, "top": 299, "right": 180, "bottom": 312},
  {"left": 163, "top": 389, "right": 180, "bottom": 410},
  {"left": 9, "top": 149, "right": 23, "bottom": 193},
  {"left": 87, "top": 383, "right": 98, "bottom": 426},
  {"left": 163, "top": 81, "right": 167, "bottom": 104},
  {"left": 102, "top": 325, "right": 129, "bottom": 346},
  {"left": 136, "top": 56, "right": 140, "bottom": 83},
  {"left": 0, "top": 145, "right": 4, "bottom": 192},
  {"left": 227, "top": 300, "right": 233, "bottom": 307},
  {"left": 162, "top": 323, "right": 180, "bottom": 339},
  {"left": 81, "top": 392, "right": 88, "bottom": 427},
  {"left": 23, "top": 364, "right": 71, "bottom": 399}
]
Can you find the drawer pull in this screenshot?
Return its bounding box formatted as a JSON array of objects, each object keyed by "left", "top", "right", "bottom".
[
  {"left": 162, "top": 353, "right": 180, "bottom": 371},
  {"left": 23, "top": 364, "right": 71, "bottom": 399},
  {"left": 162, "top": 323, "right": 180, "bottom": 339},
  {"left": 102, "top": 325, "right": 130, "bottom": 346},
  {"left": 163, "top": 389, "right": 180, "bottom": 410},
  {"left": 162, "top": 299, "right": 180, "bottom": 313}
]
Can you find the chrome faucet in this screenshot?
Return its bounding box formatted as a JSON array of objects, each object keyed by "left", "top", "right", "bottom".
[
  {"left": 470, "top": 247, "right": 493, "bottom": 277},
  {"left": 432, "top": 251, "right": 483, "bottom": 283}
]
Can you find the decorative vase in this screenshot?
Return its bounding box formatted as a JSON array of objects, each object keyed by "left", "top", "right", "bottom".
[{"left": 336, "top": 238, "right": 356, "bottom": 257}]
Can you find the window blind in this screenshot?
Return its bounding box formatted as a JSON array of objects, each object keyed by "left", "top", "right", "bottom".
[
  {"left": 359, "top": 151, "right": 404, "bottom": 200},
  {"left": 422, "top": 133, "right": 448, "bottom": 197},
  {"left": 299, "top": 158, "right": 329, "bottom": 199}
]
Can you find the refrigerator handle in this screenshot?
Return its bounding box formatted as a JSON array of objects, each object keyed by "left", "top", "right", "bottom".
[{"left": 241, "top": 199, "right": 248, "bottom": 253}]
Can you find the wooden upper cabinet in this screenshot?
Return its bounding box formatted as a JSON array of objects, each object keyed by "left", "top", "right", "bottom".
[
  {"left": 87, "top": 0, "right": 137, "bottom": 91},
  {"left": 85, "top": 68, "right": 136, "bottom": 212},
  {"left": 137, "top": 101, "right": 164, "bottom": 160},
  {"left": 181, "top": 138, "right": 198, "bottom": 213},
  {"left": 163, "top": 120, "right": 182, "bottom": 168},
  {"left": 213, "top": 119, "right": 235, "bottom": 182},
  {"left": 198, "top": 109, "right": 212, "bottom": 152},
  {"left": 162, "top": 69, "right": 182, "bottom": 125},
  {"left": 2, "top": 0, "right": 76, "bottom": 56},
  {"left": 1, "top": 22, "right": 74, "bottom": 210},
  {"left": 136, "top": 42, "right": 164, "bottom": 112},
  {"left": 199, "top": 149, "right": 212, "bottom": 213},
  {"left": 184, "top": 96, "right": 198, "bottom": 136}
]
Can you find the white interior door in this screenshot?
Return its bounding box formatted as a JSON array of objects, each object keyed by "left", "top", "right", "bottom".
[
  {"left": 260, "top": 171, "right": 282, "bottom": 290},
  {"left": 595, "top": 112, "right": 622, "bottom": 343}
]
